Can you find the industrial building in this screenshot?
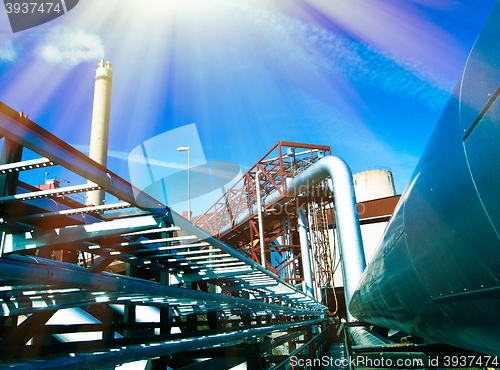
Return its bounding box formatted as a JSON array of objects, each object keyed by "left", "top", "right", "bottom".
[{"left": 2, "top": 2, "right": 500, "bottom": 369}]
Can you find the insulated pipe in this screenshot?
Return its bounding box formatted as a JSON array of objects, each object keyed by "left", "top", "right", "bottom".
[
  {"left": 298, "top": 206, "right": 314, "bottom": 298},
  {"left": 87, "top": 60, "right": 113, "bottom": 207},
  {"left": 219, "top": 156, "right": 365, "bottom": 316},
  {"left": 350, "top": 326, "right": 393, "bottom": 346},
  {"left": 349, "top": 1, "right": 500, "bottom": 354},
  {"left": 255, "top": 171, "right": 266, "bottom": 266}
]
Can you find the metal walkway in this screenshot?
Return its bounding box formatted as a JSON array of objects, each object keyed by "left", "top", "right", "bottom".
[{"left": 0, "top": 102, "right": 326, "bottom": 369}]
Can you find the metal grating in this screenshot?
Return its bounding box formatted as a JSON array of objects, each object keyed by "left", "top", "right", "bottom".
[{"left": 0, "top": 101, "right": 326, "bottom": 369}]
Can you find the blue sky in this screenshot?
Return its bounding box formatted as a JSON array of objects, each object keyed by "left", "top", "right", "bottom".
[{"left": 0, "top": 0, "right": 496, "bottom": 214}]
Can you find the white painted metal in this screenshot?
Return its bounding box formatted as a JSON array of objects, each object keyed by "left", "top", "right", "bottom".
[
  {"left": 0, "top": 157, "right": 54, "bottom": 174},
  {"left": 298, "top": 207, "right": 314, "bottom": 298},
  {"left": 255, "top": 171, "right": 266, "bottom": 266},
  {"left": 0, "top": 183, "right": 100, "bottom": 204}
]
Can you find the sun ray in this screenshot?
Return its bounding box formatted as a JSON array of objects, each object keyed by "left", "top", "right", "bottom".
[{"left": 0, "top": 0, "right": 493, "bottom": 193}]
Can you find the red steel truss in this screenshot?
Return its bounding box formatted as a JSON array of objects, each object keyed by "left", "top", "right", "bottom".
[{"left": 195, "top": 142, "right": 337, "bottom": 300}]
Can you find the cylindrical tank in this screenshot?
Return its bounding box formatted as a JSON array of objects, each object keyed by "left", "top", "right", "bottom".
[
  {"left": 353, "top": 169, "right": 396, "bottom": 202},
  {"left": 87, "top": 59, "right": 112, "bottom": 207},
  {"left": 349, "top": 1, "right": 500, "bottom": 356}
]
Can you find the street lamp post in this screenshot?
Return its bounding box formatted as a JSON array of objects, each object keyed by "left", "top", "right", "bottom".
[{"left": 177, "top": 147, "right": 190, "bottom": 221}]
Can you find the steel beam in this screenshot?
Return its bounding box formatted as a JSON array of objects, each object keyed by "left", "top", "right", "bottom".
[
  {"left": 0, "top": 103, "right": 318, "bottom": 308},
  {"left": 0, "top": 318, "right": 323, "bottom": 370},
  {"left": 87, "top": 256, "right": 115, "bottom": 274},
  {"left": 0, "top": 309, "right": 56, "bottom": 348},
  {"left": 0, "top": 183, "right": 100, "bottom": 204},
  {"left": 1, "top": 215, "right": 160, "bottom": 253},
  {"left": 0, "top": 157, "right": 54, "bottom": 174},
  {"left": 0, "top": 137, "right": 23, "bottom": 197},
  {"left": 0, "top": 101, "right": 168, "bottom": 215},
  {"left": 0, "top": 258, "right": 323, "bottom": 317},
  {"left": 3, "top": 202, "right": 132, "bottom": 224}
]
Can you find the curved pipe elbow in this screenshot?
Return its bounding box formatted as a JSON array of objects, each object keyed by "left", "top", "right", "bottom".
[{"left": 218, "top": 156, "right": 366, "bottom": 316}]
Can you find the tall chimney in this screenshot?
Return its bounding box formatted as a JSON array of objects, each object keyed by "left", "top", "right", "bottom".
[{"left": 87, "top": 59, "right": 112, "bottom": 207}]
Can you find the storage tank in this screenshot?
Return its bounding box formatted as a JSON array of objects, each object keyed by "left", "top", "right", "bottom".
[{"left": 353, "top": 169, "right": 396, "bottom": 202}]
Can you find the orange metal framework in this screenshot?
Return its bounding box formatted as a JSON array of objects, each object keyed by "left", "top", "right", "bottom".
[{"left": 195, "top": 142, "right": 336, "bottom": 296}]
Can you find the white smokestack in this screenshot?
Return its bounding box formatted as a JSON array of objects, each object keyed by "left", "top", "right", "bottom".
[{"left": 87, "top": 59, "right": 112, "bottom": 207}]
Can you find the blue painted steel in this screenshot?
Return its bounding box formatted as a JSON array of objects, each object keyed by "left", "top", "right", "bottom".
[{"left": 350, "top": 1, "right": 500, "bottom": 356}]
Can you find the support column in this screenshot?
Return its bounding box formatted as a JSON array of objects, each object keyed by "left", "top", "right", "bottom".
[
  {"left": 0, "top": 138, "right": 22, "bottom": 332},
  {"left": 160, "top": 271, "right": 171, "bottom": 336},
  {"left": 124, "top": 263, "right": 137, "bottom": 338},
  {"left": 298, "top": 206, "right": 315, "bottom": 298},
  {"left": 0, "top": 137, "right": 23, "bottom": 197}
]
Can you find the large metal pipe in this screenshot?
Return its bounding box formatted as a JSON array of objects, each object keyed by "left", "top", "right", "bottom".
[
  {"left": 87, "top": 59, "right": 112, "bottom": 207},
  {"left": 349, "top": 1, "right": 500, "bottom": 356},
  {"left": 288, "top": 157, "right": 365, "bottom": 320},
  {"left": 298, "top": 206, "right": 314, "bottom": 298},
  {"left": 255, "top": 171, "right": 266, "bottom": 266},
  {"left": 220, "top": 156, "right": 365, "bottom": 314},
  {"left": 350, "top": 326, "right": 392, "bottom": 347}
]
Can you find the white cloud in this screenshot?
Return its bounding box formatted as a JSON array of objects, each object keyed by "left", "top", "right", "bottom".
[
  {"left": 37, "top": 27, "right": 105, "bottom": 67},
  {"left": 231, "top": 1, "right": 452, "bottom": 109},
  {"left": 0, "top": 39, "right": 17, "bottom": 63}
]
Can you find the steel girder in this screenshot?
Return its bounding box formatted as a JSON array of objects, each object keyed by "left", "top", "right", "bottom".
[
  {"left": 195, "top": 142, "right": 332, "bottom": 240},
  {"left": 0, "top": 319, "right": 323, "bottom": 370},
  {"left": 0, "top": 103, "right": 322, "bottom": 310},
  {"left": 0, "top": 256, "right": 320, "bottom": 317},
  {"left": 0, "top": 101, "right": 326, "bottom": 368}
]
